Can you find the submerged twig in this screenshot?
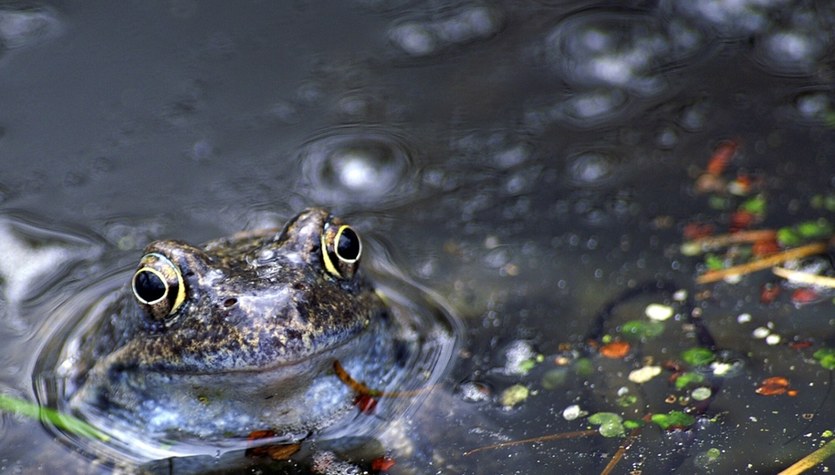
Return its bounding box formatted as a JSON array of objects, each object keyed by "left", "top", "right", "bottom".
[
  {"left": 600, "top": 424, "right": 643, "bottom": 475},
  {"left": 462, "top": 429, "right": 598, "bottom": 456},
  {"left": 696, "top": 241, "right": 828, "bottom": 284},
  {"left": 772, "top": 266, "right": 835, "bottom": 288},
  {"left": 779, "top": 438, "right": 835, "bottom": 475},
  {"left": 333, "top": 360, "right": 429, "bottom": 398},
  {"left": 684, "top": 230, "right": 777, "bottom": 252}
]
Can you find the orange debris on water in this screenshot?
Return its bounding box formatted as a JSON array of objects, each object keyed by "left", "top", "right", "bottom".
[
  {"left": 600, "top": 341, "right": 631, "bottom": 359},
  {"left": 707, "top": 140, "right": 739, "bottom": 177},
  {"left": 755, "top": 376, "right": 790, "bottom": 396}
]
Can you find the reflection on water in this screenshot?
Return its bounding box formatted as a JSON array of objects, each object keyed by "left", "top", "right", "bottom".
[{"left": 2, "top": 0, "right": 835, "bottom": 473}]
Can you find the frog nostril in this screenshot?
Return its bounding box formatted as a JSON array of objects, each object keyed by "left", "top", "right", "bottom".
[{"left": 223, "top": 298, "right": 238, "bottom": 308}]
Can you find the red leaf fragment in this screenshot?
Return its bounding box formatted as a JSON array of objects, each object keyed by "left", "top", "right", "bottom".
[
  {"left": 791, "top": 288, "right": 820, "bottom": 305},
  {"left": 600, "top": 341, "right": 631, "bottom": 359},
  {"left": 789, "top": 340, "right": 814, "bottom": 350},
  {"left": 707, "top": 140, "right": 738, "bottom": 176},
  {"left": 247, "top": 429, "right": 277, "bottom": 441},
  {"left": 752, "top": 239, "right": 780, "bottom": 257},
  {"left": 755, "top": 376, "right": 790, "bottom": 396},
  {"left": 371, "top": 456, "right": 396, "bottom": 472},
  {"left": 683, "top": 222, "right": 715, "bottom": 240},
  {"left": 759, "top": 282, "right": 781, "bottom": 304},
  {"left": 354, "top": 394, "right": 378, "bottom": 414},
  {"left": 729, "top": 211, "right": 756, "bottom": 232}
]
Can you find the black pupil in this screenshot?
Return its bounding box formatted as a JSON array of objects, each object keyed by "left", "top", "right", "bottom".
[
  {"left": 134, "top": 270, "right": 167, "bottom": 302},
  {"left": 337, "top": 228, "right": 360, "bottom": 260}
]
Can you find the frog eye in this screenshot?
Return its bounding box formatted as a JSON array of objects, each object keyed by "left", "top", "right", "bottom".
[
  {"left": 321, "top": 222, "right": 362, "bottom": 279},
  {"left": 132, "top": 252, "right": 186, "bottom": 320}
]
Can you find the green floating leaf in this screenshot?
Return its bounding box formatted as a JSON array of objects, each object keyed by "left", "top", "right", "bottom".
[
  {"left": 574, "top": 357, "right": 595, "bottom": 377},
  {"left": 621, "top": 320, "right": 665, "bottom": 340},
  {"left": 623, "top": 419, "right": 645, "bottom": 430},
  {"left": 708, "top": 195, "right": 730, "bottom": 211},
  {"left": 499, "top": 384, "right": 529, "bottom": 408},
  {"left": 616, "top": 394, "right": 638, "bottom": 407},
  {"left": 813, "top": 348, "right": 835, "bottom": 370},
  {"left": 588, "top": 412, "right": 625, "bottom": 438},
  {"left": 541, "top": 368, "right": 568, "bottom": 390},
  {"left": 777, "top": 227, "right": 801, "bottom": 247},
  {"left": 0, "top": 393, "right": 110, "bottom": 442},
  {"left": 777, "top": 219, "right": 833, "bottom": 246},
  {"left": 705, "top": 447, "right": 721, "bottom": 461},
  {"left": 740, "top": 195, "right": 766, "bottom": 216},
  {"left": 675, "top": 371, "right": 706, "bottom": 390},
  {"left": 797, "top": 219, "right": 832, "bottom": 238},
  {"left": 704, "top": 253, "right": 726, "bottom": 271},
  {"left": 651, "top": 410, "right": 696, "bottom": 430},
  {"left": 681, "top": 347, "right": 715, "bottom": 366}
]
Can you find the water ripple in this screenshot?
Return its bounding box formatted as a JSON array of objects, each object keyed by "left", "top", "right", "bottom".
[
  {"left": 542, "top": 9, "right": 709, "bottom": 97},
  {"left": 297, "top": 127, "right": 418, "bottom": 209},
  {"left": 0, "top": 4, "right": 62, "bottom": 50}
]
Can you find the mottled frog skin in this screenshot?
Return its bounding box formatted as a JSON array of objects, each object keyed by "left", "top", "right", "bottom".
[{"left": 68, "top": 208, "right": 398, "bottom": 453}]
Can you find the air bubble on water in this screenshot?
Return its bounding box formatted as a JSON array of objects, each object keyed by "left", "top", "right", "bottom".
[
  {"left": 501, "top": 340, "right": 536, "bottom": 376},
  {"left": 389, "top": 22, "right": 437, "bottom": 56},
  {"left": 656, "top": 125, "right": 679, "bottom": 149},
  {"left": 677, "top": 102, "right": 709, "bottom": 132},
  {"left": 660, "top": 0, "right": 784, "bottom": 37},
  {"left": 311, "top": 450, "right": 363, "bottom": 475},
  {"left": 187, "top": 139, "right": 214, "bottom": 162},
  {"left": 754, "top": 29, "right": 826, "bottom": 76},
  {"left": 493, "top": 144, "right": 530, "bottom": 169},
  {"left": 298, "top": 128, "right": 416, "bottom": 207},
  {"left": 457, "top": 381, "right": 491, "bottom": 403},
  {"left": 543, "top": 11, "right": 703, "bottom": 98},
  {"left": 795, "top": 93, "right": 829, "bottom": 119},
  {"left": 264, "top": 101, "right": 300, "bottom": 124},
  {"left": 568, "top": 151, "right": 619, "bottom": 187},
  {"left": 388, "top": 5, "right": 503, "bottom": 58}
]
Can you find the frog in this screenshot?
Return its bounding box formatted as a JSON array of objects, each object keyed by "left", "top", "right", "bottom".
[{"left": 64, "top": 208, "right": 408, "bottom": 459}]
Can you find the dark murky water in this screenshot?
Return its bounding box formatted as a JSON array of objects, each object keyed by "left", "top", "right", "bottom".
[{"left": 2, "top": 1, "right": 835, "bottom": 473}]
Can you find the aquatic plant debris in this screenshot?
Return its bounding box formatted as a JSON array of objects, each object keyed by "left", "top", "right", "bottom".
[
  {"left": 599, "top": 340, "right": 630, "bottom": 358},
  {"left": 681, "top": 347, "right": 715, "bottom": 366},
  {"left": 621, "top": 320, "right": 665, "bottom": 339},
  {"left": 780, "top": 437, "right": 835, "bottom": 475},
  {"left": 645, "top": 303, "right": 674, "bottom": 321},
  {"left": 696, "top": 241, "right": 829, "bottom": 284},
  {"left": 0, "top": 393, "right": 109, "bottom": 442},
  {"left": 674, "top": 372, "right": 705, "bottom": 390},
  {"left": 499, "top": 384, "right": 529, "bottom": 408},
  {"left": 588, "top": 412, "right": 625, "bottom": 438},
  {"left": 650, "top": 410, "right": 695, "bottom": 430},
  {"left": 773, "top": 266, "right": 835, "bottom": 288},
  {"left": 812, "top": 348, "right": 835, "bottom": 370},
  {"left": 628, "top": 365, "right": 662, "bottom": 384},
  {"left": 755, "top": 376, "right": 793, "bottom": 396}
]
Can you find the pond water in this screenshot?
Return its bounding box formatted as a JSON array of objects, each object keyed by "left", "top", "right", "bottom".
[{"left": 2, "top": 1, "right": 835, "bottom": 473}]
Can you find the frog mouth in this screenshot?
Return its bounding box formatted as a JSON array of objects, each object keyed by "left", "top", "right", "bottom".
[{"left": 87, "top": 319, "right": 376, "bottom": 380}]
